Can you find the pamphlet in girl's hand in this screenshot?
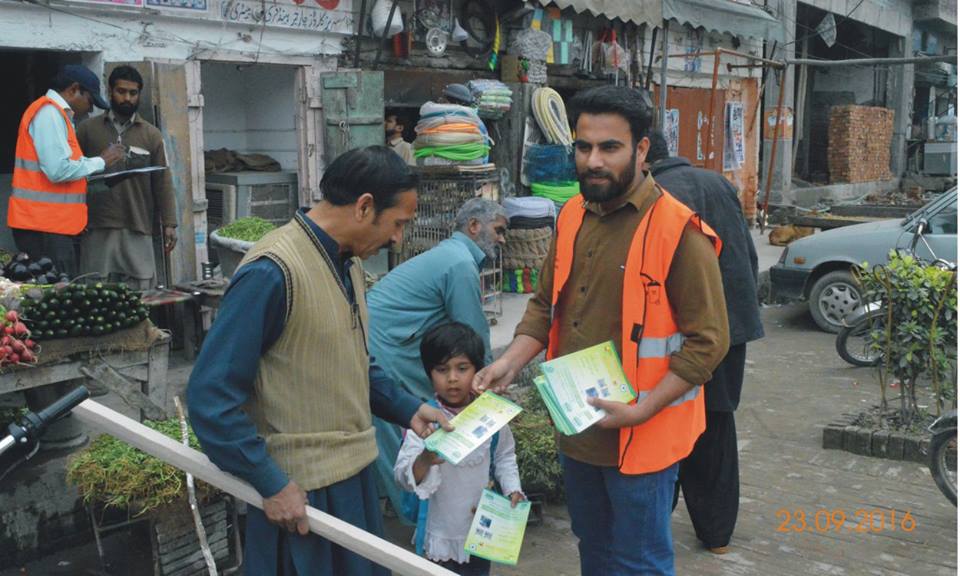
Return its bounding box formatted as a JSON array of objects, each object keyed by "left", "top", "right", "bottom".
[
  {"left": 464, "top": 489, "right": 531, "bottom": 565},
  {"left": 424, "top": 391, "right": 522, "bottom": 465},
  {"left": 536, "top": 340, "right": 637, "bottom": 434}
]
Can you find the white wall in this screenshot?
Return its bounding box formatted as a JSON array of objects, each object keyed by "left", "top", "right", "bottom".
[
  {"left": 201, "top": 62, "right": 299, "bottom": 170},
  {"left": 0, "top": 0, "right": 349, "bottom": 64}
]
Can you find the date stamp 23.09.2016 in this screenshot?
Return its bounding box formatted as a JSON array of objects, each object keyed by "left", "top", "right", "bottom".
[{"left": 775, "top": 508, "right": 916, "bottom": 534}]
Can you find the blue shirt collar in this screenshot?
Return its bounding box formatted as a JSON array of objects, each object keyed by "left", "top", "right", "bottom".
[
  {"left": 296, "top": 208, "right": 347, "bottom": 266},
  {"left": 451, "top": 231, "right": 487, "bottom": 268}
]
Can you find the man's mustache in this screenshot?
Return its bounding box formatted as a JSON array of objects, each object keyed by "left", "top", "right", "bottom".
[{"left": 582, "top": 170, "right": 615, "bottom": 180}]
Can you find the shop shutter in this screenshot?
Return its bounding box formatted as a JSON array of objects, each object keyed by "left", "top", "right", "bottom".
[{"left": 319, "top": 70, "right": 384, "bottom": 166}]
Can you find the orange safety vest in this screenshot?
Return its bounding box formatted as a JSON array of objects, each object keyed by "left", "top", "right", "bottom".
[
  {"left": 547, "top": 187, "right": 722, "bottom": 475},
  {"left": 9, "top": 96, "right": 88, "bottom": 235}
]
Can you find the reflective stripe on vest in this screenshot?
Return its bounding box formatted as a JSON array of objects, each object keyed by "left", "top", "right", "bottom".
[
  {"left": 14, "top": 158, "right": 42, "bottom": 172},
  {"left": 11, "top": 188, "right": 86, "bottom": 204},
  {"left": 548, "top": 186, "right": 722, "bottom": 475},
  {"left": 9, "top": 95, "right": 88, "bottom": 235}
]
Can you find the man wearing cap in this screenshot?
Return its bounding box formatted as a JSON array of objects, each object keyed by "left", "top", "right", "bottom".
[{"left": 9, "top": 65, "right": 125, "bottom": 276}]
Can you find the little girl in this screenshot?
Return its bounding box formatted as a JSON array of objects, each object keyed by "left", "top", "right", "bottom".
[{"left": 395, "top": 322, "right": 523, "bottom": 576}]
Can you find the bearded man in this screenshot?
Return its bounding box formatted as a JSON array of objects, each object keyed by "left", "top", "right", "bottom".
[
  {"left": 366, "top": 197, "right": 506, "bottom": 518},
  {"left": 77, "top": 65, "right": 177, "bottom": 289},
  {"left": 471, "top": 86, "right": 730, "bottom": 576}
]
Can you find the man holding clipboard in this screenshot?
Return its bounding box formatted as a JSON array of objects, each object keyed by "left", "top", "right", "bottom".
[{"left": 77, "top": 65, "right": 176, "bottom": 289}]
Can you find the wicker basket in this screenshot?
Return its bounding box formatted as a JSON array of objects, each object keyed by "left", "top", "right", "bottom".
[{"left": 502, "top": 227, "right": 553, "bottom": 270}]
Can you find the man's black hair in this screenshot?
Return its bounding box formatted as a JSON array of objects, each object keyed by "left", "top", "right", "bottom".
[
  {"left": 420, "top": 322, "right": 486, "bottom": 376},
  {"left": 568, "top": 86, "right": 654, "bottom": 146},
  {"left": 645, "top": 130, "right": 671, "bottom": 164},
  {"left": 108, "top": 65, "right": 144, "bottom": 90},
  {"left": 386, "top": 110, "right": 409, "bottom": 128},
  {"left": 320, "top": 146, "right": 419, "bottom": 213}
]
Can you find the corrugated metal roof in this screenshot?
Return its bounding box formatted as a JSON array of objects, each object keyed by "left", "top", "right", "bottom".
[{"left": 536, "top": 0, "right": 784, "bottom": 41}]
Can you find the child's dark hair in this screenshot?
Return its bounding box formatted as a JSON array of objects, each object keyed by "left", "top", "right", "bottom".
[{"left": 420, "top": 322, "right": 486, "bottom": 376}]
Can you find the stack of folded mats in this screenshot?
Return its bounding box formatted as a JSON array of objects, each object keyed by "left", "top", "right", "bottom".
[
  {"left": 501, "top": 196, "right": 555, "bottom": 294},
  {"left": 467, "top": 80, "right": 513, "bottom": 119},
  {"left": 414, "top": 102, "right": 491, "bottom": 166}
]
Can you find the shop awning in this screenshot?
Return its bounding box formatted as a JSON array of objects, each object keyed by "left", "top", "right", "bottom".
[{"left": 536, "top": 0, "right": 784, "bottom": 42}]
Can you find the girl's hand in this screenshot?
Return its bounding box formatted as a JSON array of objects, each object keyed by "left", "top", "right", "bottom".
[
  {"left": 412, "top": 448, "right": 445, "bottom": 484},
  {"left": 508, "top": 491, "right": 525, "bottom": 508},
  {"left": 416, "top": 449, "right": 445, "bottom": 468}
]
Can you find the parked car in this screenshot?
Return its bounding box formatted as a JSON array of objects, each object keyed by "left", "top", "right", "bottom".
[{"left": 770, "top": 188, "right": 957, "bottom": 332}]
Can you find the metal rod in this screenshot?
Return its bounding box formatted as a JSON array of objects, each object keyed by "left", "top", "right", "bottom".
[
  {"left": 658, "top": 20, "right": 669, "bottom": 130},
  {"left": 792, "top": 36, "right": 809, "bottom": 173},
  {"left": 354, "top": 0, "right": 367, "bottom": 68},
  {"left": 663, "top": 47, "right": 785, "bottom": 69},
  {"left": 747, "top": 41, "right": 776, "bottom": 137},
  {"left": 786, "top": 54, "right": 957, "bottom": 67},
  {"left": 761, "top": 67, "right": 787, "bottom": 234},
  {"left": 705, "top": 50, "right": 721, "bottom": 170},
  {"left": 645, "top": 26, "right": 658, "bottom": 91},
  {"left": 373, "top": 0, "right": 401, "bottom": 68}
]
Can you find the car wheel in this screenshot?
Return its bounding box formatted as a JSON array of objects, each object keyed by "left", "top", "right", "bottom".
[{"left": 808, "top": 269, "right": 861, "bottom": 333}]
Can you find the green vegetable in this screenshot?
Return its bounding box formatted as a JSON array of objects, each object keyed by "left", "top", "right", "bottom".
[
  {"left": 67, "top": 418, "right": 218, "bottom": 515},
  {"left": 217, "top": 217, "right": 276, "bottom": 242}
]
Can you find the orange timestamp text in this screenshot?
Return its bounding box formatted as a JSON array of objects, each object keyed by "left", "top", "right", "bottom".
[{"left": 775, "top": 508, "right": 916, "bottom": 533}]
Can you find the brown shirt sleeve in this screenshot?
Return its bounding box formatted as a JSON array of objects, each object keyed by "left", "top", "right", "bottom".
[
  {"left": 513, "top": 234, "right": 557, "bottom": 346},
  {"left": 666, "top": 225, "right": 730, "bottom": 387},
  {"left": 150, "top": 130, "right": 178, "bottom": 228}
]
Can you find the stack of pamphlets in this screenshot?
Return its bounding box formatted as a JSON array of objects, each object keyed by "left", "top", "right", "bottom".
[
  {"left": 424, "top": 392, "right": 522, "bottom": 465},
  {"left": 534, "top": 341, "right": 637, "bottom": 435},
  {"left": 463, "top": 489, "right": 531, "bottom": 565}
]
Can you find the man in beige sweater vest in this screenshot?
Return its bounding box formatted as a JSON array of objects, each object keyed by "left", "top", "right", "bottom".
[{"left": 188, "top": 146, "right": 451, "bottom": 576}]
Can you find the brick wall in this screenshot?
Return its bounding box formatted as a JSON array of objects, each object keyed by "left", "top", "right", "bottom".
[{"left": 828, "top": 105, "right": 895, "bottom": 183}]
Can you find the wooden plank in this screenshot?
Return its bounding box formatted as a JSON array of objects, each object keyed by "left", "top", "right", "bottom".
[{"left": 72, "top": 400, "right": 456, "bottom": 576}]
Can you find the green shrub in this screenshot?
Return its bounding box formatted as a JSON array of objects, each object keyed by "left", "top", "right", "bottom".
[
  {"left": 512, "top": 365, "right": 564, "bottom": 502},
  {"left": 856, "top": 252, "right": 958, "bottom": 423}
]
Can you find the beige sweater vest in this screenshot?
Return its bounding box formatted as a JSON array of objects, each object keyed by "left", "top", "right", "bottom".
[{"left": 237, "top": 215, "right": 375, "bottom": 491}]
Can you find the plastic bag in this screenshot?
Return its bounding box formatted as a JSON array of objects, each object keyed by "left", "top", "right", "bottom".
[
  {"left": 593, "top": 30, "right": 629, "bottom": 75},
  {"left": 370, "top": 0, "right": 403, "bottom": 38}
]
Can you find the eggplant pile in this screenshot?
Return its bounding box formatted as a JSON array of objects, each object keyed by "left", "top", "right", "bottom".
[
  {"left": 3, "top": 253, "right": 70, "bottom": 285},
  {"left": 21, "top": 282, "right": 148, "bottom": 342}
]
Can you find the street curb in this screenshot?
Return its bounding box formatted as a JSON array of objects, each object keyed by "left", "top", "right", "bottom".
[{"left": 822, "top": 413, "right": 930, "bottom": 464}]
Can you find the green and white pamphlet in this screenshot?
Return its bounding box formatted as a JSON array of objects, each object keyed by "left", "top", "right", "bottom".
[
  {"left": 535, "top": 340, "right": 636, "bottom": 435},
  {"left": 424, "top": 391, "right": 522, "bottom": 465},
  {"left": 463, "top": 489, "right": 531, "bottom": 565}
]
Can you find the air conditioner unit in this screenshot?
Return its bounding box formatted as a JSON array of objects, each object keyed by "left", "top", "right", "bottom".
[
  {"left": 205, "top": 171, "right": 299, "bottom": 229},
  {"left": 204, "top": 171, "right": 299, "bottom": 265}
]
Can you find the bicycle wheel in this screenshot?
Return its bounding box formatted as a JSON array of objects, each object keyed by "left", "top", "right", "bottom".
[
  {"left": 930, "top": 429, "right": 957, "bottom": 506},
  {"left": 836, "top": 311, "right": 883, "bottom": 367}
]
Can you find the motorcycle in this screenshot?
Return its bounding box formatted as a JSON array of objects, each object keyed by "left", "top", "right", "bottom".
[
  {"left": 0, "top": 386, "right": 89, "bottom": 482},
  {"left": 929, "top": 410, "right": 957, "bottom": 506}
]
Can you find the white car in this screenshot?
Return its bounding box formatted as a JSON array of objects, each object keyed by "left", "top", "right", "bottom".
[{"left": 770, "top": 188, "right": 957, "bottom": 332}]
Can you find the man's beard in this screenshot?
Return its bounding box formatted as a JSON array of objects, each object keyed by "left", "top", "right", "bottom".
[
  {"left": 111, "top": 101, "right": 138, "bottom": 118},
  {"left": 474, "top": 229, "right": 500, "bottom": 263},
  {"left": 578, "top": 150, "right": 637, "bottom": 203}
]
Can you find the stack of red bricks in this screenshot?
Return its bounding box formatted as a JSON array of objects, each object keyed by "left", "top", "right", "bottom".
[{"left": 828, "top": 105, "right": 895, "bottom": 183}]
